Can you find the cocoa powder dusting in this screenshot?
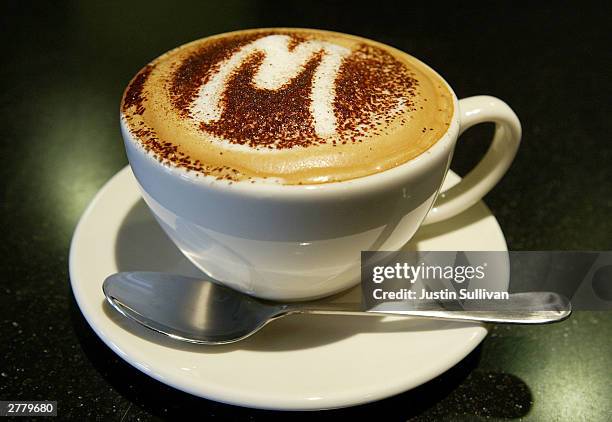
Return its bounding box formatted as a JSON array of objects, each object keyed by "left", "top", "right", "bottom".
[
  {"left": 169, "top": 31, "right": 304, "bottom": 118},
  {"left": 130, "top": 121, "right": 243, "bottom": 181},
  {"left": 172, "top": 35, "right": 419, "bottom": 150},
  {"left": 169, "top": 34, "right": 261, "bottom": 117},
  {"left": 200, "top": 51, "right": 324, "bottom": 149},
  {"left": 334, "top": 44, "right": 418, "bottom": 139},
  {"left": 122, "top": 64, "right": 154, "bottom": 115}
]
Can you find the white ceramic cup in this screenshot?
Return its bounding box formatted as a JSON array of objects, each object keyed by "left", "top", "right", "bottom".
[{"left": 122, "top": 56, "right": 521, "bottom": 301}]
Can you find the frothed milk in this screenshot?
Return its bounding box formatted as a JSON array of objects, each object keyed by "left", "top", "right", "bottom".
[{"left": 121, "top": 28, "right": 454, "bottom": 184}]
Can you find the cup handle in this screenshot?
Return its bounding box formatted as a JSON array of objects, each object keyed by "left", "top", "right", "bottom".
[{"left": 423, "top": 95, "right": 521, "bottom": 225}]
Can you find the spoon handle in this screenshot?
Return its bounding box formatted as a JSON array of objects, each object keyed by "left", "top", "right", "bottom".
[{"left": 285, "top": 292, "right": 571, "bottom": 324}]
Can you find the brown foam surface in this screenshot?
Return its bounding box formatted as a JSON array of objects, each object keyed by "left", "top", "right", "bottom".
[{"left": 121, "top": 28, "right": 454, "bottom": 184}]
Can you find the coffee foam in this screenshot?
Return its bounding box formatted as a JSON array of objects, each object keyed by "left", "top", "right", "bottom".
[{"left": 121, "top": 28, "right": 454, "bottom": 184}]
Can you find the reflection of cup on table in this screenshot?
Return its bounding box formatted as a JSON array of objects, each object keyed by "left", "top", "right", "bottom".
[{"left": 120, "top": 28, "right": 521, "bottom": 300}]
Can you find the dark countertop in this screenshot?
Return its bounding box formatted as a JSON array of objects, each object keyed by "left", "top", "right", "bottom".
[{"left": 1, "top": 1, "right": 611, "bottom": 420}]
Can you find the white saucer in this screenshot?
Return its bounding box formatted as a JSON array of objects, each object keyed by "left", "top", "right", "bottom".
[{"left": 69, "top": 166, "right": 507, "bottom": 411}]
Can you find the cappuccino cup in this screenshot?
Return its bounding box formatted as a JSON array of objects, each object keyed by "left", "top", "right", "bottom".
[{"left": 120, "top": 28, "right": 521, "bottom": 300}]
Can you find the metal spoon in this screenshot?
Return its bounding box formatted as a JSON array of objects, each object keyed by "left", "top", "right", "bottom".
[{"left": 103, "top": 272, "right": 571, "bottom": 345}]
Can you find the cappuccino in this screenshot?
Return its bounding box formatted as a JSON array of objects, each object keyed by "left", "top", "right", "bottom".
[{"left": 121, "top": 28, "right": 454, "bottom": 184}]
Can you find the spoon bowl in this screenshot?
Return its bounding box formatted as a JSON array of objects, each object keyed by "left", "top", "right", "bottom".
[{"left": 103, "top": 272, "right": 286, "bottom": 344}]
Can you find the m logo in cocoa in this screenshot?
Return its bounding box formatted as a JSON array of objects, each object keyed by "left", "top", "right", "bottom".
[{"left": 191, "top": 35, "right": 350, "bottom": 138}]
